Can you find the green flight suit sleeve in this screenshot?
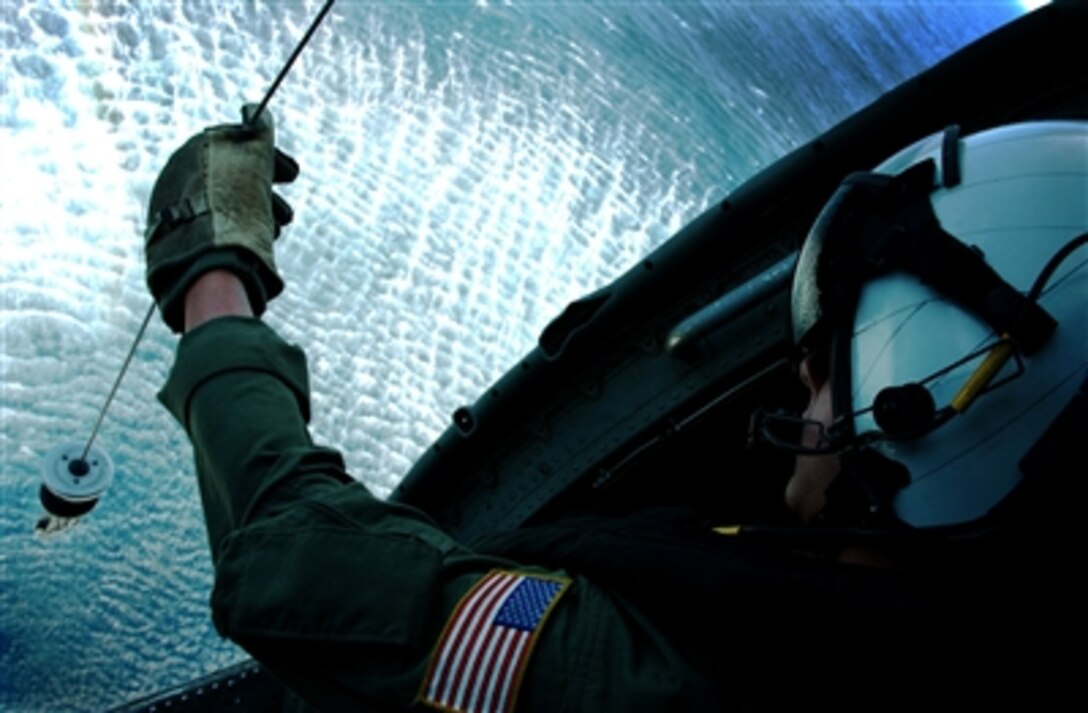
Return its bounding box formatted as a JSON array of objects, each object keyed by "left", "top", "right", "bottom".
[{"left": 158, "top": 317, "right": 719, "bottom": 712}]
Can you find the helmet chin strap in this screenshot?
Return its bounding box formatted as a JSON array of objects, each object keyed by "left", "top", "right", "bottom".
[
  {"left": 806, "top": 323, "right": 910, "bottom": 530},
  {"left": 815, "top": 448, "right": 910, "bottom": 528}
]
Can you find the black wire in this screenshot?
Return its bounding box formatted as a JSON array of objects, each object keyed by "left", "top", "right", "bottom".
[
  {"left": 1028, "top": 232, "right": 1088, "bottom": 302},
  {"left": 81, "top": 303, "right": 156, "bottom": 464},
  {"left": 249, "top": 0, "right": 336, "bottom": 126}
]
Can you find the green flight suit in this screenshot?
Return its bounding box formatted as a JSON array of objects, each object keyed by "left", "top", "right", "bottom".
[{"left": 159, "top": 317, "right": 720, "bottom": 712}]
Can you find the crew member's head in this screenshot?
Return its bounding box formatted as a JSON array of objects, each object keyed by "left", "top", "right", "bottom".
[{"left": 772, "top": 121, "right": 1087, "bottom": 531}]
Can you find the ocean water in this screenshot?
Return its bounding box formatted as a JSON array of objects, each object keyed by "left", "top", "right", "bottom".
[{"left": 1, "top": 1, "right": 1029, "bottom": 710}]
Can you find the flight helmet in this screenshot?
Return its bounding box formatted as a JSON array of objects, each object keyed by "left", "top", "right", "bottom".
[{"left": 787, "top": 121, "right": 1087, "bottom": 529}]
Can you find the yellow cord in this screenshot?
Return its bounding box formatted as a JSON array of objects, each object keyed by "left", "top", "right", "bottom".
[{"left": 950, "top": 336, "right": 1015, "bottom": 413}]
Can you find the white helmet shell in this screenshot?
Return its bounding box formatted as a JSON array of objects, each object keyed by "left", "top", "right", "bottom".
[{"left": 850, "top": 121, "right": 1087, "bottom": 527}]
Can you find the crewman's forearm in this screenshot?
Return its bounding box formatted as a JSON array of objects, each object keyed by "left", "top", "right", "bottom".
[
  {"left": 184, "top": 269, "right": 254, "bottom": 331},
  {"left": 161, "top": 275, "right": 354, "bottom": 557},
  {"left": 181, "top": 326, "right": 352, "bottom": 554}
]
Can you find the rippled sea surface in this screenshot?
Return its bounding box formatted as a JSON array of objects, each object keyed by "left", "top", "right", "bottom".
[{"left": 1, "top": 1, "right": 1029, "bottom": 710}]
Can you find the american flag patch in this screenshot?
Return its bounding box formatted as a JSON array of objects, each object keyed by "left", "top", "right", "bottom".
[{"left": 419, "top": 569, "right": 570, "bottom": 713}]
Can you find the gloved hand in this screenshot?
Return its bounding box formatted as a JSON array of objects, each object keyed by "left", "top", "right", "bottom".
[{"left": 144, "top": 105, "right": 300, "bottom": 332}]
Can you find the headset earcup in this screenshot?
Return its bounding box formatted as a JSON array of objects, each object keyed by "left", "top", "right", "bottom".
[{"left": 873, "top": 383, "right": 937, "bottom": 437}]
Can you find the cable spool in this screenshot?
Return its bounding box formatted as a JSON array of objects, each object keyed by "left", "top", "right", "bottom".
[{"left": 37, "top": 442, "right": 114, "bottom": 533}]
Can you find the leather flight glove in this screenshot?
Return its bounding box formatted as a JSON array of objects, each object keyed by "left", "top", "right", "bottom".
[{"left": 144, "top": 105, "right": 300, "bottom": 332}]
